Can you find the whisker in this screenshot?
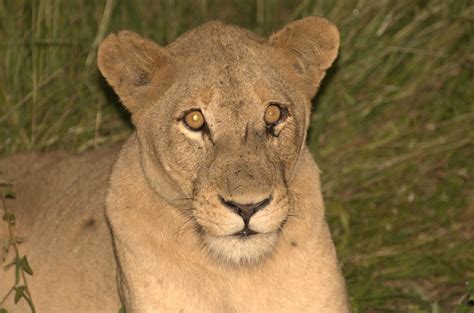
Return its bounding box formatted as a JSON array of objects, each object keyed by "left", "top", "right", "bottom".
[
  {"left": 278, "top": 225, "right": 291, "bottom": 245},
  {"left": 172, "top": 197, "right": 194, "bottom": 205},
  {"left": 286, "top": 212, "right": 302, "bottom": 220},
  {"left": 174, "top": 217, "right": 198, "bottom": 237}
]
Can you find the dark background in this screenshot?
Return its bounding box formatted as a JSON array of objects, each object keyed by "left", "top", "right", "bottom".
[{"left": 1, "top": 1, "right": 473, "bottom": 312}]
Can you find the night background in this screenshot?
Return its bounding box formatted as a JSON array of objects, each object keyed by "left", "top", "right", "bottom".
[{"left": 1, "top": 1, "right": 473, "bottom": 312}]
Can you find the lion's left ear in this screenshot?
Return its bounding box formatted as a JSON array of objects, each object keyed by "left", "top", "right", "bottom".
[{"left": 269, "top": 16, "right": 340, "bottom": 98}]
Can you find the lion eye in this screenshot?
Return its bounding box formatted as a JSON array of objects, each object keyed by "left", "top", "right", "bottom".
[
  {"left": 184, "top": 110, "right": 205, "bottom": 131},
  {"left": 264, "top": 104, "right": 282, "bottom": 125}
]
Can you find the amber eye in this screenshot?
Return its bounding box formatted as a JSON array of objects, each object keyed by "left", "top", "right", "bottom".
[
  {"left": 264, "top": 104, "right": 282, "bottom": 125},
  {"left": 184, "top": 110, "right": 205, "bottom": 130}
]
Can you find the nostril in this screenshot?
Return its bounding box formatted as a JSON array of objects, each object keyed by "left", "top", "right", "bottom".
[
  {"left": 255, "top": 197, "right": 272, "bottom": 211},
  {"left": 218, "top": 195, "right": 272, "bottom": 224},
  {"left": 218, "top": 195, "right": 239, "bottom": 214}
]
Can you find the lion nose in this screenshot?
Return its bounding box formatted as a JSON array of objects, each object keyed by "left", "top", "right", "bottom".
[{"left": 219, "top": 196, "right": 272, "bottom": 224}]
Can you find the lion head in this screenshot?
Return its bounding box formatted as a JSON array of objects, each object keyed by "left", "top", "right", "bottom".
[{"left": 98, "top": 17, "right": 339, "bottom": 264}]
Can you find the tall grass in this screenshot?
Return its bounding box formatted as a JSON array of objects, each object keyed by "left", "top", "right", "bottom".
[{"left": 1, "top": 0, "right": 473, "bottom": 312}]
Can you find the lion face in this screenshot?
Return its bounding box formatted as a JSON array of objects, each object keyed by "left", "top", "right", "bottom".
[
  {"left": 141, "top": 50, "right": 308, "bottom": 264},
  {"left": 98, "top": 18, "right": 339, "bottom": 264}
]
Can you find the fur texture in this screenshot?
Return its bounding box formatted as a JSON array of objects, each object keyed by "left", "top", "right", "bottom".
[{"left": 0, "top": 17, "right": 350, "bottom": 312}]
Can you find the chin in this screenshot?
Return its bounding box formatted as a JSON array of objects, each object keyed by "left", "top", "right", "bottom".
[{"left": 203, "top": 232, "right": 279, "bottom": 265}]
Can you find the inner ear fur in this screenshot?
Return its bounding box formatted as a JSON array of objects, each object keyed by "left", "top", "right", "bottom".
[
  {"left": 97, "top": 31, "right": 170, "bottom": 112},
  {"left": 269, "top": 16, "right": 340, "bottom": 97}
]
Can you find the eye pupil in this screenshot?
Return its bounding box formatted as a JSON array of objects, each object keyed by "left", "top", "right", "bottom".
[
  {"left": 264, "top": 104, "right": 282, "bottom": 125},
  {"left": 184, "top": 110, "right": 205, "bottom": 130}
]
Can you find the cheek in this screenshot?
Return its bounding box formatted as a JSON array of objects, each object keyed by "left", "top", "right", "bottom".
[
  {"left": 160, "top": 130, "right": 208, "bottom": 180},
  {"left": 194, "top": 207, "right": 243, "bottom": 236},
  {"left": 250, "top": 204, "right": 288, "bottom": 233},
  {"left": 274, "top": 122, "right": 303, "bottom": 165}
]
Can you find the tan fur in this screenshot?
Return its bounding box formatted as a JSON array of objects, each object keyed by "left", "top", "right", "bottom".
[
  {"left": 0, "top": 17, "right": 350, "bottom": 312},
  {"left": 0, "top": 149, "right": 120, "bottom": 312}
]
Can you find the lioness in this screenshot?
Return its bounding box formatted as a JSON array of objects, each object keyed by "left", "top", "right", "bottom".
[{"left": 0, "top": 17, "right": 350, "bottom": 312}]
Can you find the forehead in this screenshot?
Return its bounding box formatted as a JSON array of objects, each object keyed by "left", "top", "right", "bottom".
[
  {"left": 178, "top": 49, "right": 290, "bottom": 105},
  {"left": 177, "top": 62, "right": 291, "bottom": 116},
  {"left": 179, "top": 37, "right": 279, "bottom": 82},
  {"left": 164, "top": 22, "right": 297, "bottom": 113},
  {"left": 168, "top": 21, "right": 267, "bottom": 59},
  {"left": 168, "top": 21, "right": 288, "bottom": 88}
]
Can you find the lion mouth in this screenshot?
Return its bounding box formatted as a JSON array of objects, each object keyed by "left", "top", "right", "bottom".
[{"left": 232, "top": 225, "right": 258, "bottom": 238}]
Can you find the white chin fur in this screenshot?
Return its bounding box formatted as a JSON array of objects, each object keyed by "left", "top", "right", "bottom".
[{"left": 203, "top": 232, "right": 278, "bottom": 264}]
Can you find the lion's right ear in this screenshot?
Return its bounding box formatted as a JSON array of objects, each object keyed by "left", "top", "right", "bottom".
[{"left": 98, "top": 31, "right": 171, "bottom": 112}]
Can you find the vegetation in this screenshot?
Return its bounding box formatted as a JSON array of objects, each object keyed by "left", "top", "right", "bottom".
[
  {"left": 0, "top": 186, "right": 35, "bottom": 312},
  {"left": 1, "top": 0, "right": 473, "bottom": 312}
]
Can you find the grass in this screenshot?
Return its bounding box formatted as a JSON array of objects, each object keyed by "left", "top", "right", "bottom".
[{"left": 1, "top": 0, "right": 473, "bottom": 312}]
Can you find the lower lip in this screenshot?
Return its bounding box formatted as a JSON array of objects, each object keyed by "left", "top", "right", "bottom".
[{"left": 234, "top": 230, "right": 258, "bottom": 238}]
